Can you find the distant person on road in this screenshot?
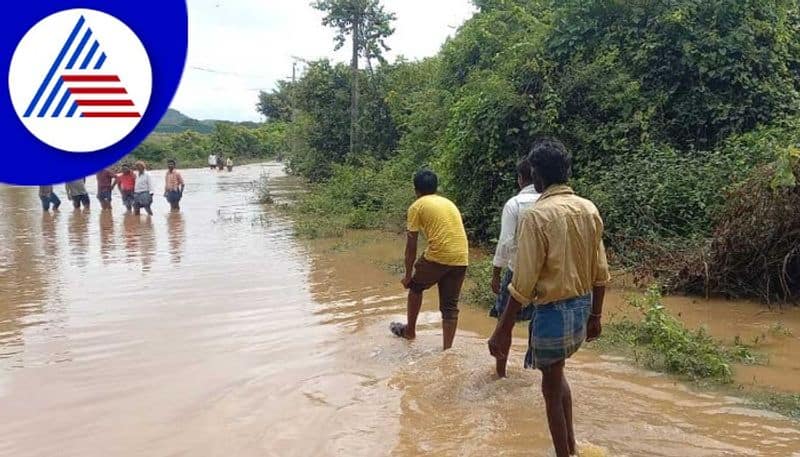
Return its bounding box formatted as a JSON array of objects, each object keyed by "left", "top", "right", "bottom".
[
  {"left": 132, "top": 161, "right": 154, "bottom": 216},
  {"left": 164, "top": 159, "right": 185, "bottom": 211},
  {"left": 489, "top": 158, "right": 541, "bottom": 376},
  {"left": 38, "top": 185, "right": 61, "bottom": 212},
  {"left": 116, "top": 163, "right": 136, "bottom": 212},
  {"left": 226, "top": 156, "right": 234, "bottom": 171},
  {"left": 208, "top": 153, "right": 217, "bottom": 171},
  {"left": 217, "top": 154, "right": 225, "bottom": 171},
  {"left": 390, "top": 170, "right": 469, "bottom": 351},
  {"left": 95, "top": 167, "right": 117, "bottom": 210},
  {"left": 65, "top": 178, "right": 90, "bottom": 210},
  {"left": 488, "top": 138, "right": 610, "bottom": 457}
]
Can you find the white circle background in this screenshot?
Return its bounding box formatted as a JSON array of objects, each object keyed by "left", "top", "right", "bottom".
[{"left": 8, "top": 9, "right": 152, "bottom": 153}]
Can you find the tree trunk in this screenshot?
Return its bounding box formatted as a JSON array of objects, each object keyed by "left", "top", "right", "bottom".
[{"left": 350, "top": 14, "right": 360, "bottom": 157}]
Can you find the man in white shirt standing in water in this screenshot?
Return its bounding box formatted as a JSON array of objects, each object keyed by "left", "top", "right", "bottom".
[
  {"left": 489, "top": 158, "right": 540, "bottom": 375},
  {"left": 132, "top": 161, "right": 154, "bottom": 216},
  {"left": 208, "top": 153, "right": 217, "bottom": 171}
]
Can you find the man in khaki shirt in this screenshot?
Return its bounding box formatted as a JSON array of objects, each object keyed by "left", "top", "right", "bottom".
[{"left": 489, "top": 138, "right": 610, "bottom": 457}]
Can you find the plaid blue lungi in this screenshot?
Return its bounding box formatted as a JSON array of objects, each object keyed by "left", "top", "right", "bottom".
[
  {"left": 525, "top": 294, "right": 591, "bottom": 370},
  {"left": 489, "top": 269, "right": 535, "bottom": 321}
]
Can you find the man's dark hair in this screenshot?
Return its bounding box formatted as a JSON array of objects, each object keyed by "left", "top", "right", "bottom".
[
  {"left": 528, "top": 137, "right": 572, "bottom": 186},
  {"left": 516, "top": 157, "right": 533, "bottom": 184},
  {"left": 167, "top": 159, "right": 176, "bottom": 165},
  {"left": 413, "top": 170, "right": 438, "bottom": 195}
]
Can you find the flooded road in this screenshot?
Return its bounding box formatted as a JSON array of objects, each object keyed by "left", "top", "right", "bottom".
[{"left": 0, "top": 163, "right": 798, "bottom": 457}]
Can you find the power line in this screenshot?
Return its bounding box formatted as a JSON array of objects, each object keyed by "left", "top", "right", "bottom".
[{"left": 189, "top": 65, "right": 270, "bottom": 79}]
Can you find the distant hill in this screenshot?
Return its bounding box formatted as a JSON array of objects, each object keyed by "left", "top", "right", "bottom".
[
  {"left": 155, "top": 109, "right": 263, "bottom": 134},
  {"left": 155, "top": 109, "right": 214, "bottom": 134}
]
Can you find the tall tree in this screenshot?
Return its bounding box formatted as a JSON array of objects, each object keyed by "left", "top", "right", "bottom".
[
  {"left": 312, "top": 0, "right": 395, "bottom": 156},
  {"left": 256, "top": 80, "right": 294, "bottom": 122}
]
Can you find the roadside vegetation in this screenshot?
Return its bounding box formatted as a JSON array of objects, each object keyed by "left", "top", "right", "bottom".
[
  {"left": 594, "top": 287, "right": 799, "bottom": 418},
  {"left": 124, "top": 110, "right": 288, "bottom": 169},
  {"left": 263, "top": 0, "right": 800, "bottom": 305},
  {"left": 594, "top": 287, "right": 759, "bottom": 384},
  {"left": 250, "top": 0, "right": 800, "bottom": 418}
]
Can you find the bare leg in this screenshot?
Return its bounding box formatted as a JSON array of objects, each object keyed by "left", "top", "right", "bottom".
[
  {"left": 541, "top": 360, "right": 571, "bottom": 457},
  {"left": 402, "top": 289, "right": 422, "bottom": 339},
  {"left": 439, "top": 267, "right": 465, "bottom": 351},
  {"left": 145, "top": 205, "right": 153, "bottom": 216},
  {"left": 562, "top": 375, "right": 576, "bottom": 455},
  {"left": 442, "top": 319, "right": 457, "bottom": 350},
  {"left": 496, "top": 357, "right": 508, "bottom": 378}
]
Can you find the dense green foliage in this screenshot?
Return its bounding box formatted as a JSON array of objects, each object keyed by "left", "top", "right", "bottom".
[
  {"left": 272, "top": 0, "right": 800, "bottom": 301},
  {"left": 313, "top": 0, "right": 397, "bottom": 158},
  {"left": 283, "top": 60, "right": 399, "bottom": 181},
  {"left": 129, "top": 120, "right": 287, "bottom": 168},
  {"left": 257, "top": 81, "right": 294, "bottom": 122}
]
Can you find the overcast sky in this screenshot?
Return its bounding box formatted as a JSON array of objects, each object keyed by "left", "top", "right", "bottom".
[{"left": 169, "top": 0, "right": 476, "bottom": 122}]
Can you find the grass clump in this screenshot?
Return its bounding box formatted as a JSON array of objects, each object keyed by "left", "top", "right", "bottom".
[
  {"left": 288, "top": 162, "right": 414, "bottom": 239},
  {"left": 255, "top": 172, "right": 274, "bottom": 204},
  {"left": 744, "top": 391, "right": 800, "bottom": 419},
  {"left": 768, "top": 322, "right": 794, "bottom": 338},
  {"left": 597, "top": 286, "right": 759, "bottom": 384},
  {"left": 464, "top": 257, "right": 496, "bottom": 309},
  {"left": 292, "top": 217, "right": 347, "bottom": 239}
]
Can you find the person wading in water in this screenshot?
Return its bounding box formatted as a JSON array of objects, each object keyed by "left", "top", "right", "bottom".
[
  {"left": 95, "top": 167, "right": 117, "bottom": 210},
  {"left": 390, "top": 170, "right": 469, "bottom": 350},
  {"left": 132, "top": 161, "right": 154, "bottom": 216},
  {"left": 488, "top": 138, "right": 610, "bottom": 457},
  {"left": 489, "top": 158, "right": 540, "bottom": 377},
  {"left": 115, "top": 163, "right": 136, "bottom": 213},
  {"left": 164, "top": 159, "right": 185, "bottom": 211}
]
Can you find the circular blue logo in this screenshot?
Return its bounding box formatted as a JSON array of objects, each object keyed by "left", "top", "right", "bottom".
[{"left": 1, "top": 1, "right": 188, "bottom": 185}]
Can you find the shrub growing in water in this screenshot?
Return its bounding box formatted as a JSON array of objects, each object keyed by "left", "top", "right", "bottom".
[{"left": 599, "top": 287, "right": 758, "bottom": 383}]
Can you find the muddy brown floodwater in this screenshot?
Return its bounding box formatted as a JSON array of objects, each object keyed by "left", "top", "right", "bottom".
[{"left": 0, "top": 163, "right": 798, "bottom": 457}]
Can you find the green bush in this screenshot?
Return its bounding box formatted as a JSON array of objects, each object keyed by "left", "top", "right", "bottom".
[
  {"left": 433, "top": 0, "right": 800, "bottom": 246},
  {"left": 291, "top": 155, "right": 417, "bottom": 238},
  {"left": 598, "top": 287, "right": 758, "bottom": 383},
  {"left": 275, "top": 0, "right": 800, "bottom": 304},
  {"left": 128, "top": 120, "right": 285, "bottom": 168},
  {"left": 464, "top": 257, "right": 496, "bottom": 309}
]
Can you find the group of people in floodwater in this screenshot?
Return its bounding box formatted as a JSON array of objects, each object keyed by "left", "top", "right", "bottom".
[
  {"left": 34, "top": 137, "right": 602, "bottom": 456},
  {"left": 207, "top": 153, "right": 235, "bottom": 172},
  {"left": 390, "top": 137, "right": 609, "bottom": 457},
  {"left": 37, "top": 159, "right": 186, "bottom": 216}
]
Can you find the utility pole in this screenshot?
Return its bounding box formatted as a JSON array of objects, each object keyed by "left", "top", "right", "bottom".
[{"left": 290, "top": 55, "right": 310, "bottom": 84}]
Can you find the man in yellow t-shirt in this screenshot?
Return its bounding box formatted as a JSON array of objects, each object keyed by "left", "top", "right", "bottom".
[{"left": 390, "top": 170, "right": 469, "bottom": 350}]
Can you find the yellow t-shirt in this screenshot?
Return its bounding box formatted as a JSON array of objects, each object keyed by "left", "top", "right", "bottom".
[{"left": 407, "top": 194, "right": 469, "bottom": 266}]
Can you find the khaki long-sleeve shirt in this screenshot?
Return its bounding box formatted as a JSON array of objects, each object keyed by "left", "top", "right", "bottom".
[{"left": 508, "top": 185, "right": 611, "bottom": 306}]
